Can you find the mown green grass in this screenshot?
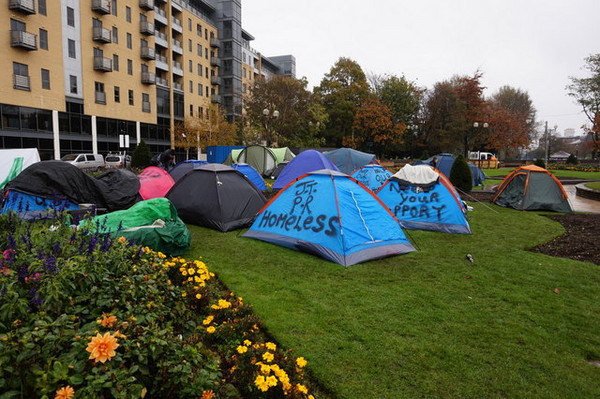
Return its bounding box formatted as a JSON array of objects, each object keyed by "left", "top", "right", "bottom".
[
  {"left": 585, "top": 181, "right": 600, "bottom": 190},
  {"left": 483, "top": 167, "right": 600, "bottom": 180},
  {"left": 185, "top": 202, "right": 600, "bottom": 398}
]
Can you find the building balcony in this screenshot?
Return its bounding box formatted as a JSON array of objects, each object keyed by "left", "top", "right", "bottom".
[
  {"left": 211, "top": 95, "right": 221, "bottom": 104},
  {"left": 93, "top": 56, "right": 113, "bottom": 72},
  {"left": 141, "top": 46, "right": 156, "bottom": 60},
  {"left": 141, "top": 71, "right": 156, "bottom": 84},
  {"left": 155, "top": 54, "right": 168, "bottom": 71},
  {"left": 13, "top": 74, "right": 30, "bottom": 90},
  {"left": 9, "top": 0, "right": 36, "bottom": 14},
  {"left": 10, "top": 30, "right": 37, "bottom": 50},
  {"left": 171, "top": 0, "right": 182, "bottom": 12},
  {"left": 140, "top": 21, "right": 155, "bottom": 35},
  {"left": 172, "top": 39, "right": 183, "bottom": 54},
  {"left": 154, "top": 30, "right": 168, "bottom": 48},
  {"left": 210, "top": 76, "right": 221, "bottom": 85},
  {"left": 95, "top": 91, "right": 106, "bottom": 104},
  {"left": 91, "top": 0, "right": 110, "bottom": 14},
  {"left": 171, "top": 17, "right": 182, "bottom": 33},
  {"left": 153, "top": 7, "right": 167, "bottom": 25},
  {"left": 92, "top": 26, "right": 111, "bottom": 43},
  {"left": 210, "top": 37, "right": 219, "bottom": 48},
  {"left": 142, "top": 101, "right": 151, "bottom": 113},
  {"left": 139, "top": 0, "right": 153, "bottom": 10},
  {"left": 173, "top": 81, "right": 183, "bottom": 92},
  {"left": 210, "top": 58, "right": 220, "bottom": 67},
  {"left": 156, "top": 77, "right": 169, "bottom": 87},
  {"left": 172, "top": 61, "right": 183, "bottom": 76}
]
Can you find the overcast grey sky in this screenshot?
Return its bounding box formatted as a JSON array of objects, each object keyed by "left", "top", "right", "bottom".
[{"left": 242, "top": 0, "right": 600, "bottom": 135}]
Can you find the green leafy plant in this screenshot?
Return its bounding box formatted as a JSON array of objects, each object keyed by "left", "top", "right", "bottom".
[
  {"left": 130, "top": 139, "right": 152, "bottom": 169},
  {"left": 449, "top": 154, "right": 472, "bottom": 192}
]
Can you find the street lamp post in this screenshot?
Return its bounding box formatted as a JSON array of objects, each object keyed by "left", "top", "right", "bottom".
[
  {"left": 262, "top": 108, "right": 279, "bottom": 146},
  {"left": 467, "top": 121, "right": 489, "bottom": 157}
]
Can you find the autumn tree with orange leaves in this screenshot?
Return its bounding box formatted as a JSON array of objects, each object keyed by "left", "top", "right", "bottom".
[{"left": 348, "top": 96, "right": 405, "bottom": 157}]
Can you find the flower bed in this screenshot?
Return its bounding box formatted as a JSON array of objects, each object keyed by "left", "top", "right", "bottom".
[{"left": 0, "top": 211, "right": 317, "bottom": 398}]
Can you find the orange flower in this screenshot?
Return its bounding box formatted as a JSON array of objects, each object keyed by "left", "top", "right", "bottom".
[
  {"left": 100, "top": 314, "right": 117, "bottom": 328},
  {"left": 86, "top": 332, "right": 119, "bottom": 363},
  {"left": 55, "top": 385, "right": 75, "bottom": 399},
  {"left": 200, "top": 390, "right": 216, "bottom": 399}
]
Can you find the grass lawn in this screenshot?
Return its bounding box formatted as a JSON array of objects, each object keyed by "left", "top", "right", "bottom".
[
  {"left": 483, "top": 167, "right": 600, "bottom": 180},
  {"left": 185, "top": 202, "right": 600, "bottom": 398},
  {"left": 585, "top": 181, "right": 600, "bottom": 190}
]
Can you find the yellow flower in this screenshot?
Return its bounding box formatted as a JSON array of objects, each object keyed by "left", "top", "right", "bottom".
[
  {"left": 296, "top": 383, "right": 308, "bottom": 394},
  {"left": 262, "top": 352, "right": 274, "bottom": 363},
  {"left": 266, "top": 375, "right": 278, "bottom": 387},
  {"left": 200, "top": 390, "right": 216, "bottom": 399},
  {"left": 181, "top": 292, "right": 187, "bottom": 297},
  {"left": 86, "top": 332, "right": 119, "bottom": 363},
  {"left": 236, "top": 345, "right": 248, "bottom": 354},
  {"left": 195, "top": 293, "right": 202, "bottom": 299},
  {"left": 55, "top": 385, "right": 75, "bottom": 399},
  {"left": 259, "top": 363, "right": 271, "bottom": 374},
  {"left": 265, "top": 342, "right": 277, "bottom": 351},
  {"left": 243, "top": 339, "right": 252, "bottom": 346},
  {"left": 157, "top": 252, "right": 166, "bottom": 259},
  {"left": 206, "top": 326, "right": 216, "bottom": 334},
  {"left": 255, "top": 375, "right": 270, "bottom": 392},
  {"left": 296, "top": 357, "right": 307, "bottom": 368},
  {"left": 218, "top": 299, "right": 231, "bottom": 308},
  {"left": 309, "top": 395, "right": 315, "bottom": 399},
  {"left": 202, "top": 315, "right": 214, "bottom": 325},
  {"left": 187, "top": 267, "right": 195, "bottom": 275},
  {"left": 100, "top": 314, "right": 117, "bottom": 328}
]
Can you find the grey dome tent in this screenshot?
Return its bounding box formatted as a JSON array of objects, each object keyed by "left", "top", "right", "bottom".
[
  {"left": 492, "top": 165, "right": 572, "bottom": 212},
  {"left": 224, "top": 145, "right": 295, "bottom": 177},
  {"left": 166, "top": 163, "right": 267, "bottom": 232}
]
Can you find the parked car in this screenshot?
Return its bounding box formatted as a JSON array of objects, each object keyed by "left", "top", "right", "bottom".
[
  {"left": 105, "top": 154, "right": 131, "bottom": 168},
  {"left": 60, "top": 154, "right": 105, "bottom": 170}
]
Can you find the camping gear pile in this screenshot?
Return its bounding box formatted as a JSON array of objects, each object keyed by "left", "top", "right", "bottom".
[{"left": 0, "top": 146, "right": 575, "bottom": 265}]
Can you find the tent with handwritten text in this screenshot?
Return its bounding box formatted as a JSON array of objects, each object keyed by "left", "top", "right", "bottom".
[
  {"left": 376, "top": 164, "right": 471, "bottom": 234},
  {"left": 350, "top": 164, "right": 392, "bottom": 192},
  {"left": 243, "top": 169, "right": 416, "bottom": 266}
]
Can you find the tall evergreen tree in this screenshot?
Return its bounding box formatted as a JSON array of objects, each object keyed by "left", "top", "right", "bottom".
[{"left": 131, "top": 139, "right": 152, "bottom": 169}]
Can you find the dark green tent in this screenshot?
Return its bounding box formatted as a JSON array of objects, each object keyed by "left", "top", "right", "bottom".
[
  {"left": 493, "top": 165, "right": 572, "bottom": 213},
  {"left": 82, "top": 197, "right": 191, "bottom": 255}
]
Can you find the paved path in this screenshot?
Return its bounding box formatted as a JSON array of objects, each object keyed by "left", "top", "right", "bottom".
[{"left": 563, "top": 184, "right": 600, "bottom": 213}]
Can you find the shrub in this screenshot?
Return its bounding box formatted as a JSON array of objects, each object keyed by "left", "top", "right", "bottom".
[
  {"left": 533, "top": 158, "right": 546, "bottom": 168},
  {"left": 131, "top": 139, "right": 152, "bottom": 169},
  {"left": 449, "top": 154, "right": 472, "bottom": 193},
  {"left": 0, "top": 212, "right": 318, "bottom": 398},
  {"left": 566, "top": 153, "right": 578, "bottom": 164}
]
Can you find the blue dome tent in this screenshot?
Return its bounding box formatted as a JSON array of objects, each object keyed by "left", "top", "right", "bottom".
[
  {"left": 376, "top": 164, "right": 471, "bottom": 234},
  {"left": 273, "top": 150, "right": 339, "bottom": 190},
  {"left": 243, "top": 169, "right": 416, "bottom": 266},
  {"left": 231, "top": 163, "right": 267, "bottom": 190},
  {"left": 415, "top": 153, "right": 486, "bottom": 187},
  {"left": 350, "top": 164, "right": 392, "bottom": 192},
  {"left": 323, "top": 147, "right": 377, "bottom": 174}
]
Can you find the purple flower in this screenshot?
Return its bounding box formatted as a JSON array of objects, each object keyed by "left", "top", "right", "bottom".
[
  {"left": 44, "top": 255, "right": 57, "bottom": 274},
  {"left": 29, "top": 288, "right": 42, "bottom": 306},
  {"left": 87, "top": 235, "right": 99, "bottom": 254}
]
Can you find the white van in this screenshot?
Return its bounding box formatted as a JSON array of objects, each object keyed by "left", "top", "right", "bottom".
[
  {"left": 61, "top": 154, "right": 105, "bottom": 170},
  {"left": 105, "top": 153, "right": 131, "bottom": 168}
]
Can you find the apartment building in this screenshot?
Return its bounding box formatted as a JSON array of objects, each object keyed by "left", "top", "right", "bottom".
[{"left": 0, "top": 0, "right": 294, "bottom": 159}]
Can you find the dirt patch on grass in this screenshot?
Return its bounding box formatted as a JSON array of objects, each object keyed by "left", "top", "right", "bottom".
[{"left": 465, "top": 189, "right": 600, "bottom": 266}]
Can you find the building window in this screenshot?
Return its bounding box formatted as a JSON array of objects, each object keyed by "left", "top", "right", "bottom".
[
  {"left": 112, "top": 27, "right": 118, "bottom": 44},
  {"left": 111, "top": 0, "right": 117, "bottom": 16},
  {"left": 198, "top": 106, "right": 203, "bottom": 117},
  {"left": 128, "top": 89, "right": 134, "bottom": 105},
  {"left": 205, "top": 48, "right": 208, "bottom": 59},
  {"left": 198, "top": 83, "right": 202, "bottom": 96},
  {"left": 205, "top": 28, "right": 208, "bottom": 40},
  {"left": 41, "top": 69, "right": 50, "bottom": 89},
  {"left": 95, "top": 82, "right": 106, "bottom": 104},
  {"left": 126, "top": 33, "right": 132, "bottom": 49},
  {"left": 10, "top": 18, "right": 25, "bottom": 32},
  {"left": 197, "top": 63, "right": 202, "bottom": 76},
  {"left": 38, "top": 0, "right": 47, "bottom": 15},
  {"left": 188, "top": 39, "right": 192, "bottom": 52},
  {"left": 39, "top": 29, "right": 48, "bottom": 50},
  {"left": 69, "top": 75, "right": 78, "bottom": 94},
  {"left": 125, "top": 6, "right": 131, "bottom": 22},
  {"left": 114, "top": 86, "right": 120, "bottom": 102},
  {"left": 127, "top": 59, "right": 133, "bottom": 75},
  {"left": 189, "top": 80, "right": 193, "bottom": 93},
  {"left": 197, "top": 43, "right": 202, "bottom": 56},
  {"left": 190, "top": 104, "right": 193, "bottom": 116},
  {"left": 142, "top": 93, "right": 150, "bottom": 112},
  {"left": 196, "top": 24, "right": 201, "bottom": 36},
  {"left": 189, "top": 60, "right": 192, "bottom": 72},
  {"left": 206, "top": 86, "right": 209, "bottom": 98},
  {"left": 68, "top": 39, "right": 76, "bottom": 58},
  {"left": 13, "top": 63, "right": 29, "bottom": 91},
  {"left": 67, "top": 6, "right": 75, "bottom": 27},
  {"left": 188, "top": 18, "right": 192, "bottom": 31},
  {"left": 113, "top": 54, "right": 119, "bottom": 71}
]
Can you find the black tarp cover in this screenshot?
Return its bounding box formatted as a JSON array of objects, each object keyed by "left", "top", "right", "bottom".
[
  {"left": 166, "top": 163, "right": 267, "bottom": 232},
  {"left": 4, "top": 161, "right": 140, "bottom": 211}
]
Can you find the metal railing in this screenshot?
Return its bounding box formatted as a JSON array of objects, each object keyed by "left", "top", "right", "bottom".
[
  {"left": 13, "top": 74, "right": 30, "bottom": 90},
  {"left": 9, "top": 0, "right": 35, "bottom": 14},
  {"left": 10, "top": 30, "right": 37, "bottom": 50}
]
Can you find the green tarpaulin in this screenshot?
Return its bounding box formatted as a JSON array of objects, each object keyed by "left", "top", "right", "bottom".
[{"left": 82, "top": 197, "right": 191, "bottom": 255}]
